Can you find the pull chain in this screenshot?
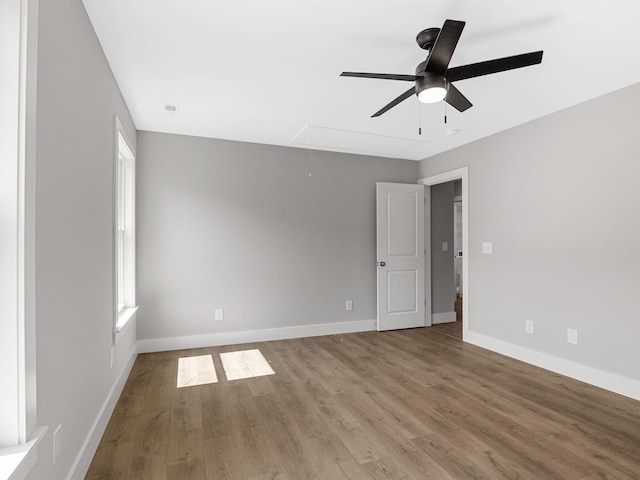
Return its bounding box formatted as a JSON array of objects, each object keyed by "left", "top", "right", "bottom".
[
  {"left": 418, "top": 100, "right": 422, "bottom": 135},
  {"left": 307, "top": 129, "right": 312, "bottom": 177},
  {"left": 444, "top": 80, "right": 449, "bottom": 125}
]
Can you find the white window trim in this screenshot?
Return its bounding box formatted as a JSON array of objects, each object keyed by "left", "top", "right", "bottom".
[
  {"left": 113, "top": 118, "right": 137, "bottom": 343},
  {"left": 1, "top": 0, "right": 25, "bottom": 448},
  {"left": 0, "top": 0, "right": 43, "bottom": 478},
  {"left": 0, "top": 427, "right": 47, "bottom": 480}
]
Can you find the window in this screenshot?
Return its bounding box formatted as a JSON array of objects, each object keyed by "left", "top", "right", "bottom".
[
  {"left": 1, "top": 0, "right": 24, "bottom": 448},
  {"left": 114, "top": 122, "right": 137, "bottom": 337},
  {"left": 1, "top": 0, "right": 45, "bottom": 476}
]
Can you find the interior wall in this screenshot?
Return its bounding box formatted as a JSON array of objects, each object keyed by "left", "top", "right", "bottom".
[
  {"left": 136, "top": 131, "right": 418, "bottom": 341},
  {"left": 430, "top": 181, "right": 456, "bottom": 317},
  {"left": 418, "top": 82, "right": 640, "bottom": 382},
  {"left": 31, "top": 0, "right": 137, "bottom": 478}
]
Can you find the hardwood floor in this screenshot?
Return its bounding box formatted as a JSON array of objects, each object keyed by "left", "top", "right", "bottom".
[
  {"left": 430, "top": 294, "right": 463, "bottom": 339},
  {"left": 429, "top": 320, "right": 462, "bottom": 339},
  {"left": 87, "top": 329, "right": 640, "bottom": 479}
]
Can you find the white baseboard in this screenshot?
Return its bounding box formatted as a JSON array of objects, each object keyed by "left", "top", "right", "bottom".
[
  {"left": 65, "top": 342, "right": 138, "bottom": 480},
  {"left": 465, "top": 331, "right": 640, "bottom": 402},
  {"left": 432, "top": 311, "right": 456, "bottom": 324},
  {"left": 138, "top": 319, "right": 377, "bottom": 353}
]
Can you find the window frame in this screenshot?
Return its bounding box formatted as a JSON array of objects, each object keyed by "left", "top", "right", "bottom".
[
  {"left": 113, "top": 119, "right": 137, "bottom": 342},
  {"left": 0, "top": 0, "right": 26, "bottom": 448},
  {"left": 0, "top": 0, "right": 46, "bottom": 477}
]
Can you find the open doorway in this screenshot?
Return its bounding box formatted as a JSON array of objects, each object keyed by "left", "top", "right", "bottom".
[
  {"left": 419, "top": 167, "right": 469, "bottom": 341},
  {"left": 454, "top": 180, "right": 463, "bottom": 323},
  {"left": 429, "top": 180, "right": 460, "bottom": 338}
]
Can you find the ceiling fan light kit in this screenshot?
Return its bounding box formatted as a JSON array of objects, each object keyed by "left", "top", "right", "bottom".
[
  {"left": 416, "top": 75, "right": 447, "bottom": 103},
  {"left": 341, "top": 19, "right": 543, "bottom": 118}
]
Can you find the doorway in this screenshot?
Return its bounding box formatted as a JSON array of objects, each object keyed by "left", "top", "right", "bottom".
[
  {"left": 419, "top": 167, "right": 469, "bottom": 341},
  {"left": 454, "top": 183, "right": 463, "bottom": 323}
]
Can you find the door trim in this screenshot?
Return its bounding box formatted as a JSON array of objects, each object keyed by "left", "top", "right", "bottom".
[{"left": 418, "top": 167, "right": 469, "bottom": 341}]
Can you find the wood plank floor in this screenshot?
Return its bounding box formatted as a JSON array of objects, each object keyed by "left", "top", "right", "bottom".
[
  {"left": 87, "top": 329, "right": 640, "bottom": 479},
  {"left": 429, "top": 321, "right": 462, "bottom": 339}
]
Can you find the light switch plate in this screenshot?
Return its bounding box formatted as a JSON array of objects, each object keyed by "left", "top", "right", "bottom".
[
  {"left": 442, "top": 242, "right": 448, "bottom": 252},
  {"left": 525, "top": 320, "right": 534, "bottom": 334},
  {"left": 567, "top": 328, "right": 578, "bottom": 344},
  {"left": 482, "top": 242, "right": 493, "bottom": 254}
]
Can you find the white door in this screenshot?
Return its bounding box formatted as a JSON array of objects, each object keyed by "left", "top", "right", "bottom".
[{"left": 376, "top": 182, "right": 425, "bottom": 331}]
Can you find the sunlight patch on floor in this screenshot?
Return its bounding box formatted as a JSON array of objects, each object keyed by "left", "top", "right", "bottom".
[
  {"left": 220, "top": 349, "right": 275, "bottom": 381},
  {"left": 177, "top": 354, "right": 218, "bottom": 388}
]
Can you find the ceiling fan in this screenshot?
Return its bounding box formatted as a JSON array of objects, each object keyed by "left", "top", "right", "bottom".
[{"left": 341, "top": 19, "right": 543, "bottom": 118}]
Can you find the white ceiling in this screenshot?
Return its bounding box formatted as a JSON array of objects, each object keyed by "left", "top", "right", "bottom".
[{"left": 82, "top": 0, "right": 640, "bottom": 161}]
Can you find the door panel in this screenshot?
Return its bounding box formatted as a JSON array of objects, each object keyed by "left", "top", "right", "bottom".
[
  {"left": 387, "top": 192, "right": 417, "bottom": 256},
  {"left": 387, "top": 270, "right": 418, "bottom": 313},
  {"left": 377, "top": 182, "right": 425, "bottom": 331}
]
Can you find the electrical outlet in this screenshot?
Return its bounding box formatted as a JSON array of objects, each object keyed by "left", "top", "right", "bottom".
[
  {"left": 345, "top": 300, "right": 353, "bottom": 311},
  {"left": 109, "top": 348, "right": 114, "bottom": 369},
  {"left": 482, "top": 242, "right": 493, "bottom": 254},
  {"left": 53, "top": 424, "right": 62, "bottom": 464},
  {"left": 567, "top": 328, "right": 578, "bottom": 344},
  {"left": 215, "top": 308, "right": 224, "bottom": 321},
  {"left": 525, "top": 320, "right": 534, "bottom": 334}
]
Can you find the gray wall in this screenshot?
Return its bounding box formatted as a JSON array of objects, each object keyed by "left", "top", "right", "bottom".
[
  {"left": 419, "top": 82, "right": 640, "bottom": 381},
  {"left": 31, "top": 0, "right": 137, "bottom": 478},
  {"left": 136, "top": 131, "right": 418, "bottom": 340},
  {"left": 430, "top": 182, "right": 456, "bottom": 315}
]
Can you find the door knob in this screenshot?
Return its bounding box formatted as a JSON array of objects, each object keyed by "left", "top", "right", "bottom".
[{"left": 378, "top": 261, "right": 386, "bottom": 267}]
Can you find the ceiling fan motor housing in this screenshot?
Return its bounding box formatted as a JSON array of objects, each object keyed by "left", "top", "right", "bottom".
[
  {"left": 416, "top": 27, "right": 440, "bottom": 50},
  {"left": 416, "top": 74, "right": 446, "bottom": 94}
]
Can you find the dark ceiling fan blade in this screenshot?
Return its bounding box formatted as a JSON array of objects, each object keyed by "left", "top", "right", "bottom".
[
  {"left": 446, "top": 51, "right": 543, "bottom": 82},
  {"left": 445, "top": 84, "right": 472, "bottom": 112},
  {"left": 371, "top": 87, "right": 416, "bottom": 117},
  {"left": 424, "top": 19, "right": 465, "bottom": 74},
  {"left": 340, "top": 72, "right": 418, "bottom": 81}
]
